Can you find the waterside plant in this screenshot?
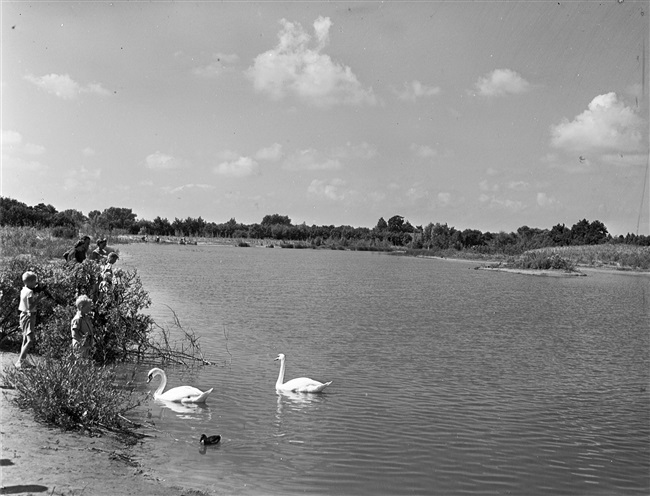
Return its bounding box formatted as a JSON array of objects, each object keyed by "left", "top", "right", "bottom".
[
  {"left": 0, "top": 229, "right": 211, "bottom": 436},
  {"left": 2, "top": 354, "right": 144, "bottom": 435}
]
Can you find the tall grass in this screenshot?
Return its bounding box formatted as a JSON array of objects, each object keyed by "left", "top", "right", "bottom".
[
  {"left": 528, "top": 245, "right": 650, "bottom": 270},
  {"left": 0, "top": 226, "right": 120, "bottom": 259}
]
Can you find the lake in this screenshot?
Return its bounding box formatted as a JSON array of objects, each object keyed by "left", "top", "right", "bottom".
[{"left": 118, "top": 243, "right": 650, "bottom": 495}]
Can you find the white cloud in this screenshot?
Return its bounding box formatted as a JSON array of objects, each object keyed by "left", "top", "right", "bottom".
[
  {"left": 479, "top": 179, "right": 499, "bottom": 192},
  {"left": 82, "top": 147, "right": 96, "bottom": 157},
  {"left": 537, "top": 192, "right": 560, "bottom": 208},
  {"left": 167, "top": 184, "right": 215, "bottom": 194},
  {"left": 246, "top": 16, "right": 376, "bottom": 107},
  {"left": 395, "top": 80, "right": 441, "bottom": 102},
  {"left": 550, "top": 92, "right": 645, "bottom": 155},
  {"left": 437, "top": 192, "right": 452, "bottom": 207},
  {"left": 1, "top": 129, "right": 45, "bottom": 155},
  {"left": 214, "top": 156, "right": 259, "bottom": 177},
  {"left": 192, "top": 53, "right": 240, "bottom": 78},
  {"left": 283, "top": 148, "right": 342, "bottom": 171},
  {"left": 63, "top": 165, "right": 101, "bottom": 191},
  {"left": 145, "top": 151, "right": 185, "bottom": 170},
  {"left": 332, "top": 141, "right": 378, "bottom": 160},
  {"left": 474, "top": 69, "right": 530, "bottom": 97},
  {"left": 255, "top": 143, "right": 283, "bottom": 161},
  {"left": 25, "top": 73, "right": 110, "bottom": 99},
  {"left": 479, "top": 194, "right": 525, "bottom": 212},
  {"left": 410, "top": 143, "right": 438, "bottom": 159},
  {"left": 307, "top": 178, "right": 345, "bottom": 201},
  {"left": 507, "top": 180, "right": 530, "bottom": 191}
]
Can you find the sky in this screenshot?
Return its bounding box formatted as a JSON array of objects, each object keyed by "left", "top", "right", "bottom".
[{"left": 1, "top": 1, "right": 649, "bottom": 236}]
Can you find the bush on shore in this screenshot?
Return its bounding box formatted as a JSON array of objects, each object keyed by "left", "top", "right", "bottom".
[
  {"left": 0, "top": 227, "right": 209, "bottom": 435},
  {"left": 0, "top": 257, "right": 153, "bottom": 363},
  {"left": 3, "top": 354, "right": 144, "bottom": 434}
]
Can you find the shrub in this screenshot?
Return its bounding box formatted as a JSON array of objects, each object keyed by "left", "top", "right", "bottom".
[
  {"left": 51, "top": 226, "right": 77, "bottom": 239},
  {"left": 2, "top": 354, "right": 143, "bottom": 432},
  {"left": 0, "top": 257, "right": 153, "bottom": 363},
  {"left": 512, "top": 250, "right": 576, "bottom": 271}
]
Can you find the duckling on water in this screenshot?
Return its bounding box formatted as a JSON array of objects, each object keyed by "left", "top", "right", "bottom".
[{"left": 200, "top": 434, "right": 221, "bottom": 445}]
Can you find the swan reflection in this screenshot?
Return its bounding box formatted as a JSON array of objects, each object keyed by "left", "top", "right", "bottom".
[
  {"left": 154, "top": 399, "right": 211, "bottom": 420},
  {"left": 276, "top": 390, "right": 324, "bottom": 418}
]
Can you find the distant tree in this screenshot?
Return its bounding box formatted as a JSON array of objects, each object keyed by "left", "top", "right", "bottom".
[
  {"left": 387, "top": 215, "right": 405, "bottom": 232},
  {"left": 549, "top": 223, "right": 571, "bottom": 246},
  {"left": 461, "top": 229, "right": 484, "bottom": 248},
  {"left": 375, "top": 217, "right": 388, "bottom": 231},
  {"left": 100, "top": 207, "right": 137, "bottom": 232},
  {"left": 152, "top": 216, "right": 173, "bottom": 236},
  {"left": 261, "top": 214, "right": 292, "bottom": 226}
]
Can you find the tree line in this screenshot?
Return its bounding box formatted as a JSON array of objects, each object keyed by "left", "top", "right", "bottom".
[{"left": 1, "top": 196, "right": 649, "bottom": 253}]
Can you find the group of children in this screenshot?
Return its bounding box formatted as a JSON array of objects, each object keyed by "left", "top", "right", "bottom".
[{"left": 14, "top": 238, "right": 120, "bottom": 369}]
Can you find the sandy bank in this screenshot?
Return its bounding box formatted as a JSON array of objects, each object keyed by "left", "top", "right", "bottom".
[
  {"left": 0, "top": 351, "right": 209, "bottom": 496},
  {"left": 475, "top": 266, "right": 586, "bottom": 277}
]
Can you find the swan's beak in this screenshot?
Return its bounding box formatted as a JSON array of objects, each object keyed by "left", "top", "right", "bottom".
[
  {"left": 146, "top": 375, "right": 152, "bottom": 383},
  {"left": 274, "top": 356, "right": 280, "bottom": 361}
]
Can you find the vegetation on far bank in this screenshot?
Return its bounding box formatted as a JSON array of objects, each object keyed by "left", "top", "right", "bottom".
[{"left": 2, "top": 196, "right": 649, "bottom": 255}]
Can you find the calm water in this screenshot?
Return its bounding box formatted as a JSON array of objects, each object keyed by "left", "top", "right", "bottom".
[{"left": 118, "top": 243, "right": 649, "bottom": 495}]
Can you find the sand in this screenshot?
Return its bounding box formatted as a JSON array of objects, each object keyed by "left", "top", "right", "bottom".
[{"left": 0, "top": 351, "right": 209, "bottom": 496}]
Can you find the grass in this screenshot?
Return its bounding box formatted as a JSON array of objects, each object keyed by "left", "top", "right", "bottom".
[
  {"left": 0, "top": 226, "right": 120, "bottom": 259},
  {"left": 527, "top": 245, "right": 650, "bottom": 270}
]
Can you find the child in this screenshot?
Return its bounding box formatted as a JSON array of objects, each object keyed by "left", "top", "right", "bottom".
[
  {"left": 89, "top": 238, "right": 108, "bottom": 262},
  {"left": 101, "top": 252, "right": 119, "bottom": 278},
  {"left": 71, "top": 295, "right": 94, "bottom": 358},
  {"left": 15, "top": 271, "right": 43, "bottom": 368}
]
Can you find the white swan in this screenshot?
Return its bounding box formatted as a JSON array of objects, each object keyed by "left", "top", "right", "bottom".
[
  {"left": 274, "top": 353, "right": 332, "bottom": 393},
  {"left": 147, "top": 368, "right": 213, "bottom": 403}
]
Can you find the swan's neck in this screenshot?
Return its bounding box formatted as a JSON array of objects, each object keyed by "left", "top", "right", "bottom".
[
  {"left": 276, "top": 359, "right": 285, "bottom": 388},
  {"left": 154, "top": 370, "right": 167, "bottom": 397}
]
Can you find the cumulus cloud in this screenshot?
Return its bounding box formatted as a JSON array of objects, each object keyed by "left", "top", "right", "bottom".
[
  {"left": 410, "top": 143, "right": 438, "bottom": 159},
  {"left": 167, "top": 184, "right": 215, "bottom": 194},
  {"left": 550, "top": 92, "right": 645, "bottom": 155},
  {"left": 474, "top": 69, "right": 530, "bottom": 97},
  {"left": 255, "top": 143, "right": 283, "bottom": 161},
  {"left": 25, "top": 73, "right": 110, "bottom": 99},
  {"left": 145, "top": 151, "right": 185, "bottom": 170},
  {"left": 437, "top": 192, "right": 452, "bottom": 207},
  {"left": 283, "top": 148, "right": 342, "bottom": 171},
  {"left": 307, "top": 178, "right": 346, "bottom": 201},
  {"left": 395, "top": 80, "right": 441, "bottom": 102},
  {"left": 192, "top": 53, "right": 240, "bottom": 78},
  {"left": 479, "top": 194, "right": 525, "bottom": 212},
  {"left": 332, "top": 141, "right": 378, "bottom": 160},
  {"left": 507, "top": 180, "right": 530, "bottom": 191},
  {"left": 214, "top": 156, "right": 259, "bottom": 177},
  {"left": 63, "top": 165, "right": 101, "bottom": 191},
  {"left": 536, "top": 192, "right": 560, "bottom": 208},
  {"left": 246, "top": 16, "right": 376, "bottom": 107},
  {"left": 1, "top": 130, "right": 45, "bottom": 155}
]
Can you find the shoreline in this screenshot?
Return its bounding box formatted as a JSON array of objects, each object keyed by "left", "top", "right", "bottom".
[{"left": 0, "top": 351, "right": 210, "bottom": 496}]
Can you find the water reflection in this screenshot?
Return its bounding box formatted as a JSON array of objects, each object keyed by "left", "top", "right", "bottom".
[
  {"left": 150, "top": 399, "right": 212, "bottom": 421},
  {"left": 276, "top": 390, "right": 325, "bottom": 416}
]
